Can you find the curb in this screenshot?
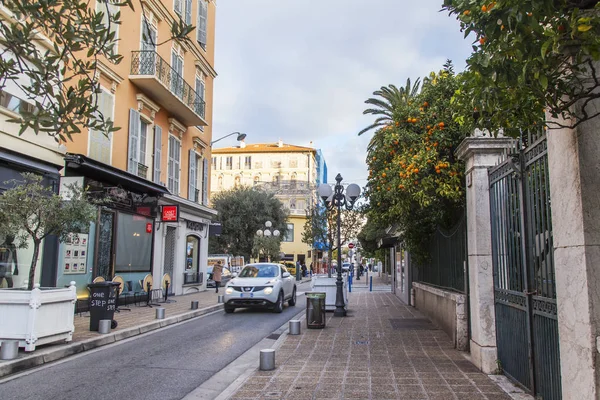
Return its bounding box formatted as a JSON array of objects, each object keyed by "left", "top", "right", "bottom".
[{"left": 0, "top": 303, "right": 224, "bottom": 379}]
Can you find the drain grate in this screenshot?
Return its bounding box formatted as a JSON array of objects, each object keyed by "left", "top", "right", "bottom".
[
  {"left": 355, "top": 340, "right": 370, "bottom": 345},
  {"left": 389, "top": 318, "right": 438, "bottom": 330},
  {"left": 267, "top": 333, "right": 281, "bottom": 340}
]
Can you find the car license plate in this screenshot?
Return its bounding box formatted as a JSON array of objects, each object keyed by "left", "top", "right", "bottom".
[{"left": 240, "top": 293, "right": 254, "bottom": 298}]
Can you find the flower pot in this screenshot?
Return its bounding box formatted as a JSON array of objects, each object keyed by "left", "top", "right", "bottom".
[{"left": 0, "top": 281, "right": 77, "bottom": 351}]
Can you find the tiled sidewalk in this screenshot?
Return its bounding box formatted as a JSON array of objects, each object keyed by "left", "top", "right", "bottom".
[{"left": 229, "top": 292, "right": 512, "bottom": 400}]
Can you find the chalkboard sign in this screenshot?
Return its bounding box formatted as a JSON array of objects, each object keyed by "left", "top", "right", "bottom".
[{"left": 88, "top": 283, "right": 117, "bottom": 331}]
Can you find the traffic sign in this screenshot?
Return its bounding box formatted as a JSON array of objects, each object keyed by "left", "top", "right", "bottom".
[{"left": 348, "top": 243, "right": 355, "bottom": 249}]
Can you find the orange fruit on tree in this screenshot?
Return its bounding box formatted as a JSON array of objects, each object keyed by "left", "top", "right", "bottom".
[
  {"left": 423, "top": 101, "right": 429, "bottom": 107},
  {"left": 479, "top": 37, "right": 486, "bottom": 45},
  {"left": 463, "top": 10, "right": 471, "bottom": 16},
  {"left": 382, "top": 172, "right": 387, "bottom": 178},
  {"left": 433, "top": 142, "right": 439, "bottom": 147},
  {"left": 413, "top": 168, "right": 419, "bottom": 173},
  {"left": 481, "top": 5, "right": 487, "bottom": 12},
  {"left": 438, "top": 122, "right": 445, "bottom": 128}
]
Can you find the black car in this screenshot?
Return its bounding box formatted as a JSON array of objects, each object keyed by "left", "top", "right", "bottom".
[{"left": 207, "top": 266, "right": 233, "bottom": 287}]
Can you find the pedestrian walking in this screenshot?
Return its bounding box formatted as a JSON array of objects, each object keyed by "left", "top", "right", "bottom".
[{"left": 212, "top": 261, "right": 223, "bottom": 293}]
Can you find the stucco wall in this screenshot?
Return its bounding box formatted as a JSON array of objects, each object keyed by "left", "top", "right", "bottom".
[{"left": 413, "top": 282, "right": 468, "bottom": 351}]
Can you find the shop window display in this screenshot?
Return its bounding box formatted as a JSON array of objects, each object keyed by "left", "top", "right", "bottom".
[{"left": 0, "top": 232, "right": 42, "bottom": 288}]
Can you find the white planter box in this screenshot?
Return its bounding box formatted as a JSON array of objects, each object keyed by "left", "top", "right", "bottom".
[
  {"left": 310, "top": 275, "right": 348, "bottom": 311},
  {"left": 0, "top": 282, "right": 77, "bottom": 352}
]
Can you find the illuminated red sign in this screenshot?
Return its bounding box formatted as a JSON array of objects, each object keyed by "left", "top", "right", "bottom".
[
  {"left": 161, "top": 205, "right": 179, "bottom": 222},
  {"left": 146, "top": 223, "right": 153, "bottom": 233}
]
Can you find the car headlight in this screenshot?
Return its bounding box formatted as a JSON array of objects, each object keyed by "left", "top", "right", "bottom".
[
  {"left": 226, "top": 287, "right": 234, "bottom": 295},
  {"left": 264, "top": 287, "right": 273, "bottom": 295}
]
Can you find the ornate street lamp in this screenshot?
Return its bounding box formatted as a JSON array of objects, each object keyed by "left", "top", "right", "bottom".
[
  {"left": 256, "top": 221, "right": 280, "bottom": 261},
  {"left": 318, "top": 173, "right": 361, "bottom": 317}
]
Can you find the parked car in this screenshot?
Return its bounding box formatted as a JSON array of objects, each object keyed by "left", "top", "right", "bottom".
[
  {"left": 283, "top": 262, "right": 297, "bottom": 276},
  {"left": 223, "top": 263, "right": 297, "bottom": 313},
  {"left": 207, "top": 266, "right": 233, "bottom": 287},
  {"left": 342, "top": 263, "right": 352, "bottom": 272}
]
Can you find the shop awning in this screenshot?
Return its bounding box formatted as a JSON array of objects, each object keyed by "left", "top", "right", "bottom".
[{"left": 64, "top": 153, "right": 170, "bottom": 196}]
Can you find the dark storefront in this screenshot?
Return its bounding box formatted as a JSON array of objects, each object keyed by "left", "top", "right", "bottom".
[
  {"left": 0, "top": 148, "right": 62, "bottom": 289},
  {"left": 58, "top": 154, "right": 169, "bottom": 297}
]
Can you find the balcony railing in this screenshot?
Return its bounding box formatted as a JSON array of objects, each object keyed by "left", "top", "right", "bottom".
[
  {"left": 137, "top": 163, "right": 148, "bottom": 180},
  {"left": 130, "top": 50, "right": 205, "bottom": 120},
  {"left": 194, "top": 188, "right": 200, "bottom": 203}
]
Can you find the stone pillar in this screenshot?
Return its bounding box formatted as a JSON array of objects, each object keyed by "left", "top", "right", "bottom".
[
  {"left": 456, "top": 134, "right": 514, "bottom": 374},
  {"left": 547, "top": 118, "right": 600, "bottom": 399}
]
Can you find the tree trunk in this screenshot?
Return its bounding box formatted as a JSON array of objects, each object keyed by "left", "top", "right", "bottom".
[{"left": 27, "top": 239, "right": 41, "bottom": 291}]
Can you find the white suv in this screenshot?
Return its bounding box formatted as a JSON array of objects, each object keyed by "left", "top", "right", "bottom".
[{"left": 223, "top": 263, "right": 297, "bottom": 313}]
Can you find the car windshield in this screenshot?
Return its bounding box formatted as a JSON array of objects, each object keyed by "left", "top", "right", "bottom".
[{"left": 239, "top": 264, "right": 279, "bottom": 278}]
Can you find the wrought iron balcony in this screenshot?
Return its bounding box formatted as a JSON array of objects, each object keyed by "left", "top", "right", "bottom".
[
  {"left": 137, "top": 163, "right": 148, "bottom": 179},
  {"left": 130, "top": 51, "right": 207, "bottom": 127}
]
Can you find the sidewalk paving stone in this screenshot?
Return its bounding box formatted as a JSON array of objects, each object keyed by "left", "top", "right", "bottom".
[{"left": 228, "top": 291, "right": 517, "bottom": 400}]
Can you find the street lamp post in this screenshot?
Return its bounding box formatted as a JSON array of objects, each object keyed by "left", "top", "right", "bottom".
[
  {"left": 318, "top": 174, "right": 361, "bottom": 317},
  {"left": 256, "top": 221, "right": 280, "bottom": 262},
  {"left": 210, "top": 131, "right": 247, "bottom": 146}
]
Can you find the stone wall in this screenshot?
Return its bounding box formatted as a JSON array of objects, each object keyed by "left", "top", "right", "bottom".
[{"left": 413, "top": 282, "right": 469, "bottom": 351}]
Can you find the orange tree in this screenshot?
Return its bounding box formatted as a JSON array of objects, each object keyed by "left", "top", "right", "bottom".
[
  {"left": 361, "top": 62, "right": 471, "bottom": 262},
  {"left": 442, "top": 0, "right": 600, "bottom": 135}
]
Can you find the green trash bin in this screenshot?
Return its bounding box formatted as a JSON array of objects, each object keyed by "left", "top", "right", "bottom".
[{"left": 306, "top": 292, "right": 326, "bottom": 329}]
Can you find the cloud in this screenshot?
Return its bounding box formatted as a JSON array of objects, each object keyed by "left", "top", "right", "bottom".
[{"left": 213, "top": 0, "right": 473, "bottom": 185}]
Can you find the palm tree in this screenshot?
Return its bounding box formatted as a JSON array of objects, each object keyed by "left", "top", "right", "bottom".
[{"left": 358, "top": 78, "right": 421, "bottom": 136}]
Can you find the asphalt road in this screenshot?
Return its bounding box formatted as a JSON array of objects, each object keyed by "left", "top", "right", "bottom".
[{"left": 0, "top": 282, "right": 311, "bottom": 400}]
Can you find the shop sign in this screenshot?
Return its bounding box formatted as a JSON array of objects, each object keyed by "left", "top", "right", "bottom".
[
  {"left": 161, "top": 205, "right": 179, "bottom": 222},
  {"left": 186, "top": 220, "right": 204, "bottom": 232}
]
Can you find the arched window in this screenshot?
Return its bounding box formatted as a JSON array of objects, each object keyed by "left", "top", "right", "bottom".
[
  {"left": 290, "top": 173, "right": 297, "bottom": 189},
  {"left": 217, "top": 175, "right": 223, "bottom": 190}
]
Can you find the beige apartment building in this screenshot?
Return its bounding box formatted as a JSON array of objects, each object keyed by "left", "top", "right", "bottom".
[
  {"left": 211, "top": 140, "right": 318, "bottom": 265},
  {"left": 0, "top": 0, "right": 219, "bottom": 297}
]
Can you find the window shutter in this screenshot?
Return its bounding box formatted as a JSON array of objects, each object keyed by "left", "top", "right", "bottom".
[
  {"left": 174, "top": 0, "right": 182, "bottom": 16},
  {"left": 175, "top": 140, "right": 181, "bottom": 194},
  {"left": 139, "top": 123, "right": 147, "bottom": 168},
  {"left": 197, "top": 0, "right": 207, "bottom": 46},
  {"left": 188, "top": 149, "right": 196, "bottom": 201},
  {"left": 128, "top": 108, "right": 140, "bottom": 174},
  {"left": 185, "top": 0, "right": 192, "bottom": 25},
  {"left": 168, "top": 137, "right": 174, "bottom": 192},
  {"left": 202, "top": 158, "right": 208, "bottom": 205},
  {"left": 153, "top": 126, "right": 162, "bottom": 184}
]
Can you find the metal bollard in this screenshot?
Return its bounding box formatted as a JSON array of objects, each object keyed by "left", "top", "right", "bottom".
[
  {"left": 217, "top": 295, "right": 224, "bottom": 303},
  {"left": 370, "top": 276, "right": 373, "bottom": 292},
  {"left": 259, "top": 349, "right": 275, "bottom": 371},
  {"left": 289, "top": 320, "right": 301, "bottom": 335},
  {"left": 155, "top": 307, "right": 165, "bottom": 319},
  {"left": 191, "top": 300, "right": 199, "bottom": 310},
  {"left": 98, "top": 319, "right": 111, "bottom": 334},
  {"left": 0, "top": 340, "right": 19, "bottom": 360}
]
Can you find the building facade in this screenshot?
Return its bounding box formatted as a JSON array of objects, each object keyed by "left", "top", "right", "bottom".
[
  {"left": 211, "top": 140, "right": 322, "bottom": 265},
  {"left": 0, "top": 0, "right": 219, "bottom": 297}
]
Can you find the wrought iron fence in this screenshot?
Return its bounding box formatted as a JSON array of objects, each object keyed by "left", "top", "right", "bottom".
[
  {"left": 415, "top": 214, "right": 467, "bottom": 293},
  {"left": 130, "top": 50, "right": 206, "bottom": 119}
]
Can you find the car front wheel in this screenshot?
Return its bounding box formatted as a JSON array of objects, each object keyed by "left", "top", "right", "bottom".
[
  {"left": 272, "top": 291, "right": 284, "bottom": 313},
  {"left": 224, "top": 305, "right": 235, "bottom": 313},
  {"left": 288, "top": 287, "right": 297, "bottom": 306}
]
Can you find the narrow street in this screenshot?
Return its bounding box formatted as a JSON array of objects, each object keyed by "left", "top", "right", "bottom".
[{"left": 0, "top": 282, "right": 311, "bottom": 400}]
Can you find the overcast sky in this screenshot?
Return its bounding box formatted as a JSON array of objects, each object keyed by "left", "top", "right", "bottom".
[{"left": 212, "top": 0, "right": 473, "bottom": 188}]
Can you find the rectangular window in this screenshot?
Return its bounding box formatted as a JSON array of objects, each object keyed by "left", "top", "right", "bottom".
[
  {"left": 188, "top": 150, "right": 198, "bottom": 202},
  {"left": 197, "top": 0, "right": 208, "bottom": 49},
  {"left": 202, "top": 158, "right": 208, "bottom": 205},
  {"left": 97, "top": 0, "right": 119, "bottom": 56},
  {"left": 289, "top": 158, "right": 298, "bottom": 168},
  {"left": 283, "top": 223, "right": 294, "bottom": 242},
  {"left": 89, "top": 88, "right": 114, "bottom": 164},
  {"left": 171, "top": 47, "right": 184, "bottom": 99},
  {"left": 244, "top": 156, "right": 251, "bottom": 169},
  {"left": 153, "top": 126, "right": 162, "bottom": 184},
  {"left": 226, "top": 156, "right": 233, "bottom": 170},
  {"left": 115, "top": 212, "right": 153, "bottom": 272},
  {"left": 168, "top": 135, "right": 181, "bottom": 194},
  {"left": 195, "top": 73, "right": 205, "bottom": 130},
  {"left": 211, "top": 157, "right": 217, "bottom": 170}
]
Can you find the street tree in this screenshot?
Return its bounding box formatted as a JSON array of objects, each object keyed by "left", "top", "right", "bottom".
[
  {"left": 252, "top": 235, "right": 282, "bottom": 262},
  {"left": 362, "top": 63, "right": 470, "bottom": 262},
  {"left": 0, "top": 173, "right": 99, "bottom": 290},
  {"left": 442, "top": 0, "right": 600, "bottom": 134},
  {"left": 358, "top": 78, "right": 421, "bottom": 136},
  {"left": 0, "top": 0, "right": 194, "bottom": 141},
  {"left": 302, "top": 204, "right": 364, "bottom": 263},
  {"left": 209, "top": 187, "right": 288, "bottom": 262}
]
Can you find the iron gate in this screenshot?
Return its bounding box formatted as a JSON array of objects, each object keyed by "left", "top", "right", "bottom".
[{"left": 488, "top": 131, "right": 561, "bottom": 399}]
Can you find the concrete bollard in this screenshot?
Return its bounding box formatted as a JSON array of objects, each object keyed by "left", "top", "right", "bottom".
[
  {"left": 155, "top": 307, "right": 165, "bottom": 319},
  {"left": 217, "top": 295, "right": 224, "bottom": 303},
  {"left": 259, "top": 349, "right": 275, "bottom": 371},
  {"left": 191, "top": 300, "right": 199, "bottom": 310},
  {"left": 98, "top": 319, "right": 112, "bottom": 334},
  {"left": 0, "top": 340, "right": 19, "bottom": 360},
  {"left": 289, "top": 320, "right": 301, "bottom": 335}
]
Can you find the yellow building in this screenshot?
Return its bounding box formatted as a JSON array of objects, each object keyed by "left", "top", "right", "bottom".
[
  {"left": 211, "top": 140, "right": 318, "bottom": 265},
  {"left": 56, "top": 0, "right": 219, "bottom": 295}
]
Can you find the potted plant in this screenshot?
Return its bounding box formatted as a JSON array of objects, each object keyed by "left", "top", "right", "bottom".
[{"left": 0, "top": 173, "right": 98, "bottom": 351}]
